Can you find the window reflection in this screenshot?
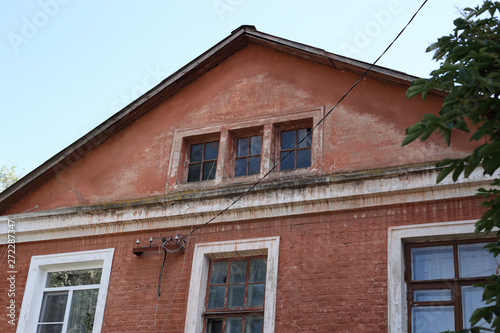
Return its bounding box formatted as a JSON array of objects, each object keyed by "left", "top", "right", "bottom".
[
  {"left": 411, "top": 246, "right": 454, "bottom": 280},
  {"left": 280, "top": 128, "right": 311, "bottom": 171},
  {"left": 188, "top": 141, "right": 219, "bottom": 182},
  {"left": 235, "top": 136, "right": 262, "bottom": 177}
]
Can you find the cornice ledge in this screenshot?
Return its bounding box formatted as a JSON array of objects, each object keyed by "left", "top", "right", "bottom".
[{"left": 0, "top": 166, "right": 495, "bottom": 244}]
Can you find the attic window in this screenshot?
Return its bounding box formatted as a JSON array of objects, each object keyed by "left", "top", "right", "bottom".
[
  {"left": 279, "top": 128, "right": 311, "bottom": 171},
  {"left": 168, "top": 107, "right": 324, "bottom": 188},
  {"left": 187, "top": 141, "right": 219, "bottom": 182},
  {"left": 234, "top": 135, "right": 262, "bottom": 177},
  {"left": 275, "top": 119, "right": 313, "bottom": 172}
]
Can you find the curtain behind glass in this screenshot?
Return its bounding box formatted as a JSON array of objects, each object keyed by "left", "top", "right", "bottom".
[{"left": 66, "top": 289, "right": 98, "bottom": 333}]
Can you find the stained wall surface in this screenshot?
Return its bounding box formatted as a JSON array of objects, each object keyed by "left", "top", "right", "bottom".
[
  {"left": 1, "top": 196, "right": 485, "bottom": 333},
  {"left": 1, "top": 40, "right": 484, "bottom": 333},
  {"left": 5, "top": 44, "right": 473, "bottom": 215}
]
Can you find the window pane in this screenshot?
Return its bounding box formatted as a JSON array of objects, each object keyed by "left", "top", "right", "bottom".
[
  {"left": 207, "top": 319, "right": 223, "bottom": 333},
  {"left": 229, "top": 261, "right": 247, "bottom": 283},
  {"left": 39, "top": 292, "right": 68, "bottom": 323},
  {"left": 235, "top": 158, "right": 247, "bottom": 177},
  {"left": 205, "top": 142, "right": 219, "bottom": 160},
  {"left": 245, "top": 316, "right": 263, "bottom": 333},
  {"left": 296, "top": 149, "right": 311, "bottom": 169},
  {"left": 37, "top": 324, "right": 64, "bottom": 333},
  {"left": 249, "top": 259, "right": 266, "bottom": 282},
  {"left": 188, "top": 164, "right": 201, "bottom": 182},
  {"left": 280, "top": 151, "right": 294, "bottom": 171},
  {"left": 202, "top": 161, "right": 217, "bottom": 180},
  {"left": 411, "top": 246, "right": 454, "bottom": 280},
  {"left": 207, "top": 286, "right": 226, "bottom": 309},
  {"left": 250, "top": 136, "right": 262, "bottom": 155},
  {"left": 247, "top": 284, "right": 265, "bottom": 307},
  {"left": 226, "top": 317, "right": 243, "bottom": 333},
  {"left": 411, "top": 306, "right": 454, "bottom": 333},
  {"left": 46, "top": 269, "right": 102, "bottom": 288},
  {"left": 281, "top": 130, "right": 295, "bottom": 150},
  {"left": 228, "top": 284, "right": 245, "bottom": 308},
  {"left": 248, "top": 157, "right": 260, "bottom": 175},
  {"left": 210, "top": 262, "right": 228, "bottom": 284},
  {"left": 462, "top": 285, "right": 492, "bottom": 329},
  {"left": 237, "top": 138, "right": 248, "bottom": 157},
  {"left": 190, "top": 144, "right": 203, "bottom": 162},
  {"left": 297, "top": 128, "right": 311, "bottom": 148},
  {"left": 67, "top": 289, "right": 99, "bottom": 333},
  {"left": 414, "top": 289, "right": 451, "bottom": 302},
  {"left": 458, "top": 243, "right": 499, "bottom": 278}
]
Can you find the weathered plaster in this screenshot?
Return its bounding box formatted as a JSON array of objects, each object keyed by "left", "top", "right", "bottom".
[
  {"left": 5, "top": 44, "right": 468, "bottom": 215},
  {"left": 0, "top": 166, "right": 494, "bottom": 244}
]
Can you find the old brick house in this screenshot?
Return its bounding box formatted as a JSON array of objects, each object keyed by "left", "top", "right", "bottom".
[{"left": 1, "top": 26, "right": 497, "bottom": 333}]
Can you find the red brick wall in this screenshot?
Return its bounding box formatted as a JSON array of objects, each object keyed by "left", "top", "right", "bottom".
[{"left": 1, "top": 195, "right": 485, "bottom": 332}]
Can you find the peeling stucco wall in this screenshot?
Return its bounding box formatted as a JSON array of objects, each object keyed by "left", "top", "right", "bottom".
[{"left": 5, "top": 44, "right": 473, "bottom": 214}]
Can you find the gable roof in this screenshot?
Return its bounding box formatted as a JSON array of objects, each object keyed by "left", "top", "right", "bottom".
[{"left": 0, "top": 25, "right": 424, "bottom": 214}]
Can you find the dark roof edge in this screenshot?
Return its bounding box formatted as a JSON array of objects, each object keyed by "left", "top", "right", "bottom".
[
  {"left": 0, "top": 25, "right": 437, "bottom": 214},
  {"left": 0, "top": 26, "right": 251, "bottom": 214},
  {"left": 244, "top": 29, "right": 421, "bottom": 85}
]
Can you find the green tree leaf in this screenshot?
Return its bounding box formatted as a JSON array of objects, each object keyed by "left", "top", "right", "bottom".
[
  {"left": 437, "top": 164, "right": 456, "bottom": 183},
  {"left": 0, "top": 165, "right": 20, "bottom": 192}
]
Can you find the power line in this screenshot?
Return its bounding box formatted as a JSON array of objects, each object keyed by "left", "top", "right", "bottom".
[
  {"left": 180, "top": 0, "right": 428, "bottom": 242},
  {"left": 182, "top": 0, "right": 427, "bottom": 239},
  {"left": 153, "top": 2, "right": 430, "bottom": 330}
]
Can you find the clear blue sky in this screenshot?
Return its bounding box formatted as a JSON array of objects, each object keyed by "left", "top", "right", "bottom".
[{"left": 0, "top": 0, "right": 480, "bottom": 176}]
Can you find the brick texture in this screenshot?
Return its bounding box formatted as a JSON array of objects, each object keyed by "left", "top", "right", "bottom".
[{"left": 1, "top": 195, "right": 485, "bottom": 332}]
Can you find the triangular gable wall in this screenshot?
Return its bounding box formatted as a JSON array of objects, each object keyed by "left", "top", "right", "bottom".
[{"left": 1, "top": 27, "right": 473, "bottom": 215}]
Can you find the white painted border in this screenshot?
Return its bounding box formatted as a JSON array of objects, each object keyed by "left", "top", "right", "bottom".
[
  {"left": 16, "top": 248, "right": 114, "bottom": 333},
  {"left": 166, "top": 106, "right": 325, "bottom": 190},
  {"left": 1, "top": 167, "right": 493, "bottom": 244},
  {"left": 184, "top": 237, "right": 280, "bottom": 333},
  {"left": 387, "top": 220, "right": 482, "bottom": 333}
]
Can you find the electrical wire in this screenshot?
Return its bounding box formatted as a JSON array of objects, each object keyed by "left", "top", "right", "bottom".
[
  {"left": 159, "top": 235, "right": 190, "bottom": 333},
  {"left": 179, "top": 0, "right": 429, "bottom": 242},
  {"left": 153, "top": 235, "right": 187, "bottom": 331},
  {"left": 157, "top": 246, "right": 167, "bottom": 297},
  {"left": 156, "top": 236, "right": 186, "bottom": 297},
  {"left": 152, "top": 1, "right": 429, "bottom": 328},
  {"left": 160, "top": 240, "right": 186, "bottom": 253}
]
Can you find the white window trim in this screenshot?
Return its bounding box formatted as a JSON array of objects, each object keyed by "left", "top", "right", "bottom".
[
  {"left": 184, "top": 237, "right": 280, "bottom": 333},
  {"left": 166, "top": 107, "right": 324, "bottom": 191},
  {"left": 17, "top": 248, "right": 114, "bottom": 333},
  {"left": 387, "top": 220, "right": 483, "bottom": 333}
]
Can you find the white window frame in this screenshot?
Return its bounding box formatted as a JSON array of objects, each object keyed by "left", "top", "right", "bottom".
[
  {"left": 184, "top": 237, "right": 279, "bottom": 333},
  {"left": 166, "top": 107, "right": 324, "bottom": 191},
  {"left": 17, "top": 248, "right": 114, "bottom": 333},
  {"left": 387, "top": 220, "right": 483, "bottom": 333}
]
